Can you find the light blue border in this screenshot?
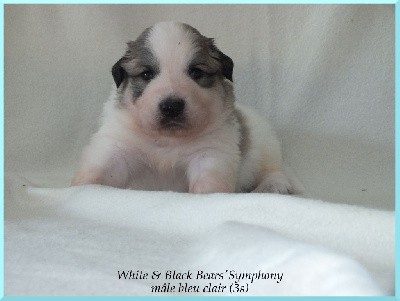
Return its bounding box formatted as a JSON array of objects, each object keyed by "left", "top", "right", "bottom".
[
  {"left": 1, "top": 1, "right": 4, "bottom": 299},
  {"left": 1, "top": 0, "right": 399, "bottom": 4},
  {"left": 0, "top": 296, "right": 386, "bottom": 300},
  {"left": 1, "top": 1, "right": 397, "bottom": 301},
  {"left": 395, "top": 1, "right": 399, "bottom": 299}
]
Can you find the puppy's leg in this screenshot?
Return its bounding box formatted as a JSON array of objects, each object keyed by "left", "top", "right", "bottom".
[
  {"left": 71, "top": 139, "right": 130, "bottom": 188},
  {"left": 187, "top": 154, "right": 239, "bottom": 194},
  {"left": 252, "top": 151, "right": 303, "bottom": 195},
  {"left": 253, "top": 171, "right": 295, "bottom": 194}
]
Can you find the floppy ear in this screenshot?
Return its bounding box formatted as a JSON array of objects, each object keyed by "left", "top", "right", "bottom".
[
  {"left": 111, "top": 58, "right": 127, "bottom": 88},
  {"left": 216, "top": 49, "right": 234, "bottom": 82}
]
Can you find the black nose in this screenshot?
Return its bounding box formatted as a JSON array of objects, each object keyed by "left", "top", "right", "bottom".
[{"left": 159, "top": 98, "right": 185, "bottom": 118}]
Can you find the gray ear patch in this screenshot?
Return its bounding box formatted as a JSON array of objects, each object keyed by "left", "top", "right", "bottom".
[
  {"left": 112, "top": 58, "right": 126, "bottom": 88},
  {"left": 111, "top": 26, "right": 160, "bottom": 102},
  {"left": 111, "top": 26, "right": 156, "bottom": 89},
  {"left": 215, "top": 49, "right": 234, "bottom": 82},
  {"left": 180, "top": 23, "right": 234, "bottom": 82},
  {"left": 207, "top": 38, "right": 234, "bottom": 82}
]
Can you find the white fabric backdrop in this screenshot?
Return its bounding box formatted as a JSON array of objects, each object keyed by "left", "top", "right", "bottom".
[{"left": 4, "top": 4, "right": 394, "bottom": 296}]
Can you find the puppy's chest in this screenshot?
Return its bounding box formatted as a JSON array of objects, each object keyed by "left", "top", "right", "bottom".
[
  {"left": 141, "top": 144, "right": 189, "bottom": 172},
  {"left": 125, "top": 143, "right": 190, "bottom": 191}
]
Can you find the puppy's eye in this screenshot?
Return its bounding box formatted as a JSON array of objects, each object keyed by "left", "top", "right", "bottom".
[
  {"left": 140, "top": 70, "right": 154, "bottom": 81},
  {"left": 189, "top": 67, "right": 204, "bottom": 80}
]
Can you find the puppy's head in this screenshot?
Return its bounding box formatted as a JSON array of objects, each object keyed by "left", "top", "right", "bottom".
[{"left": 112, "top": 21, "right": 234, "bottom": 138}]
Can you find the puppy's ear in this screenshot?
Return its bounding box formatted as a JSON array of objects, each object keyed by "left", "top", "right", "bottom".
[
  {"left": 111, "top": 58, "right": 127, "bottom": 88},
  {"left": 216, "top": 49, "right": 234, "bottom": 82}
]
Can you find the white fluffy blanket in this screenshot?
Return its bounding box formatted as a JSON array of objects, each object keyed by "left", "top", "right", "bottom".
[
  {"left": 4, "top": 4, "right": 394, "bottom": 296},
  {"left": 5, "top": 172, "right": 394, "bottom": 295}
]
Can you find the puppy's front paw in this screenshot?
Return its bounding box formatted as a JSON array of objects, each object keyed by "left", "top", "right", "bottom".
[
  {"left": 71, "top": 169, "right": 104, "bottom": 186},
  {"left": 252, "top": 171, "right": 294, "bottom": 194},
  {"left": 190, "top": 177, "right": 234, "bottom": 194}
]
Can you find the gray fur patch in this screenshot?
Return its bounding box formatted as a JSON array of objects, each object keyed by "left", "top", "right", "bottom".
[
  {"left": 195, "top": 73, "right": 217, "bottom": 88},
  {"left": 180, "top": 23, "right": 232, "bottom": 86},
  {"left": 188, "top": 66, "right": 218, "bottom": 88},
  {"left": 234, "top": 109, "right": 251, "bottom": 157},
  {"left": 120, "top": 26, "right": 160, "bottom": 100}
]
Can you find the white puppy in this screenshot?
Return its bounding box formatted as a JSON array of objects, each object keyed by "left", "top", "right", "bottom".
[{"left": 72, "top": 21, "right": 302, "bottom": 194}]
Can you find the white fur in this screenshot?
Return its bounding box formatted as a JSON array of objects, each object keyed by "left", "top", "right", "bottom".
[{"left": 72, "top": 21, "right": 303, "bottom": 194}]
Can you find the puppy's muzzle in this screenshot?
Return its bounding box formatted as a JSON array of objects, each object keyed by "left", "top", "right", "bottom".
[
  {"left": 159, "top": 97, "right": 185, "bottom": 119},
  {"left": 158, "top": 97, "right": 187, "bottom": 130}
]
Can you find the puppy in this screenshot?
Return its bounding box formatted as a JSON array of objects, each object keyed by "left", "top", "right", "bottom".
[{"left": 72, "top": 21, "right": 302, "bottom": 194}]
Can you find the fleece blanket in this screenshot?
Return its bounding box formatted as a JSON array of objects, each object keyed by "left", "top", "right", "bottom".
[
  {"left": 4, "top": 173, "right": 393, "bottom": 296},
  {"left": 4, "top": 4, "right": 394, "bottom": 296}
]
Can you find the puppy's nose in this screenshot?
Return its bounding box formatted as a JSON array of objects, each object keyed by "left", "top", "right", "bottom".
[{"left": 159, "top": 98, "right": 185, "bottom": 118}]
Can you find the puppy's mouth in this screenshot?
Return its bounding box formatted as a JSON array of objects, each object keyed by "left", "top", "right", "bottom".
[{"left": 159, "top": 117, "right": 187, "bottom": 131}]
